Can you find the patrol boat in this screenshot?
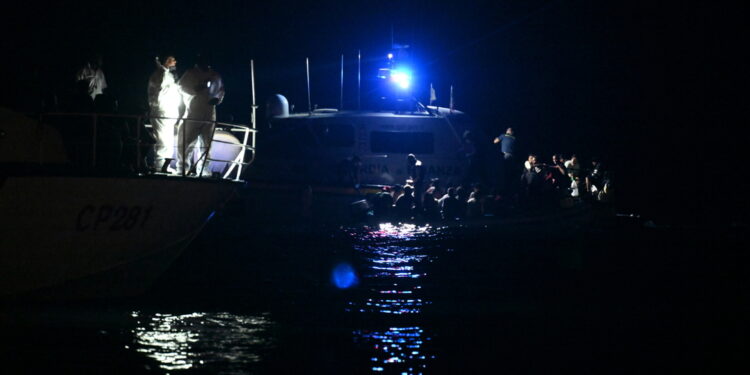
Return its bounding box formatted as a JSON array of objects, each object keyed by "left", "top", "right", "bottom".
[
  {"left": 240, "top": 51, "right": 487, "bottom": 224},
  {"left": 236, "top": 51, "right": 598, "bottom": 227},
  {"left": 0, "top": 107, "right": 255, "bottom": 299}
]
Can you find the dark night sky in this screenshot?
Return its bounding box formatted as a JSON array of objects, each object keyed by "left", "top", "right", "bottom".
[{"left": 1, "top": 1, "right": 744, "bottom": 223}]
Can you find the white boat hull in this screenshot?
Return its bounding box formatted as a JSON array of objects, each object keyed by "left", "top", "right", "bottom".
[{"left": 0, "top": 175, "right": 239, "bottom": 298}]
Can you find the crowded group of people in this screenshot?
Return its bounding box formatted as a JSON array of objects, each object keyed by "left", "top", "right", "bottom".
[
  {"left": 367, "top": 129, "right": 611, "bottom": 221},
  {"left": 518, "top": 152, "right": 611, "bottom": 203},
  {"left": 495, "top": 126, "right": 611, "bottom": 204},
  {"left": 69, "top": 53, "right": 225, "bottom": 175}
]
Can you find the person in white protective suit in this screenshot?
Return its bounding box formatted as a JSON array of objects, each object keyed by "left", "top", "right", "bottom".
[
  {"left": 76, "top": 54, "right": 107, "bottom": 101},
  {"left": 148, "top": 55, "right": 182, "bottom": 172},
  {"left": 177, "top": 55, "right": 224, "bottom": 176}
]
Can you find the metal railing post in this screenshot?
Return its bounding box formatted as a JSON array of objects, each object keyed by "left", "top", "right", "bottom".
[
  {"left": 248, "top": 59, "right": 257, "bottom": 180},
  {"left": 37, "top": 114, "right": 44, "bottom": 163},
  {"left": 198, "top": 120, "right": 216, "bottom": 178},
  {"left": 236, "top": 129, "right": 250, "bottom": 180},
  {"left": 136, "top": 116, "right": 142, "bottom": 172},
  {"left": 91, "top": 114, "right": 97, "bottom": 168},
  {"left": 182, "top": 117, "right": 186, "bottom": 177}
]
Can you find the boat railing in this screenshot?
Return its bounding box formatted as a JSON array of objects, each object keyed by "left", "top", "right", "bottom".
[{"left": 39, "top": 112, "right": 257, "bottom": 181}]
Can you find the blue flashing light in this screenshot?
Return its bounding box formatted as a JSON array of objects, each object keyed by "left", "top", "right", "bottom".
[
  {"left": 331, "top": 263, "right": 359, "bottom": 289},
  {"left": 390, "top": 70, "right": 411, "bottom": 89},
  {"left": 387, "top": 53, "right": 394, "bottom": 59}
]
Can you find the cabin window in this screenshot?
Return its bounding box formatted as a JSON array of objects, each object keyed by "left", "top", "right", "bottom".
[
  {"left": 370, "top": 131, "right": 434, "bottom": 154},
  {"left": 312, "top": 123, "right": 355, "bottom": 148},
  {"left": 262, "top": 123, "right": 314, "bottom": 157}
]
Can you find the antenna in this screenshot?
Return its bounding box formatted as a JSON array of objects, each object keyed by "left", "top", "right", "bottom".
[
  {"left": 340, "top": 54, "right": 344, "bottom": 110},
  {"left": 250, "top": 59, "right": 257, "bottom": 167},
  {"left": 250, "top": 59, "right": 257, "bottom": 130},
  {"left": 450, "top": 85, "right": 454, "bottom": 114},
  {"left": 306, "top": 57, "right": 312, "bottom": 115},
  {"left": 357, "top": 50, "right": 361, "bottom": 110}
]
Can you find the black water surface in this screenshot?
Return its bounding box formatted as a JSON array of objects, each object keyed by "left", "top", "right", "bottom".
[{"left": 1, "top": 216, "right": 746, "bottom": 374}]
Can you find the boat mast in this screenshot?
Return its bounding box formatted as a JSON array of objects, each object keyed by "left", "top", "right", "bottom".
[
  {"left": 357, "top": 50, "right": 361, "bottom": 110},
  {"left": 450, "top": 84, "right": 454, "bottom": 114},
  {"left": 340, "top": 54, "right": 344, "bottom": 110},
  {"left": 306, "top": 57, "right": 312, "bottom": 115},
  {"left": 251, "top": 59, "right": 256, "bottom": 131}
]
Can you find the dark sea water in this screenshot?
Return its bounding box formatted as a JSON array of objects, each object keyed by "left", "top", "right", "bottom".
[{"left": 1, "top": 215, "right": 746, "bottom": 374}]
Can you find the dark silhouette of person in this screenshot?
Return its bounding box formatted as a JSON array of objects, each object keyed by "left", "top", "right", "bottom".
[
  {"left": 406, "top": 153, "right": 425, "bottom": 210},
  {"left": 493, "top": 127, "right": 516, "bottom": 194},
  {"left": 422, "top": 186, "right": 440, "bottom": 220},
  {"left": 395, "top": 185, "right": 415, "bottom": 220},
  {"left": 372, "top": 187, "right": 394, "bottom": 219}
]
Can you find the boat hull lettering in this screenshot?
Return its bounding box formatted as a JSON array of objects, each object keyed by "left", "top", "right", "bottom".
[
  {"left": 0, "top": 176, "right": 238, "bottom": 298},
  {"left": 76, "top": 205, "right": 154, "bottom": 231}
]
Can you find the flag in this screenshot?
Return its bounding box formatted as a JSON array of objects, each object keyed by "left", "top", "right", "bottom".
[{"left": 429, "top": 83, "right": 436, "bottom": 105}]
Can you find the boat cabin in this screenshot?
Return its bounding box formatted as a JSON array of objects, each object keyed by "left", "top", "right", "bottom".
[{"left": 249, "top": 107, "right": 478, "bottom": 188}]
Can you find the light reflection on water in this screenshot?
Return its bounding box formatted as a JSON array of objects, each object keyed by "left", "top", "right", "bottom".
[
  {"left": 131, "top": 311, "right": 274, "bottom": 373},
  {"left": 348, "top": 222, "right": 447, "bottom": 373},
  {"left": 355, "top": 326, "right": 434, "bottom": 374}
]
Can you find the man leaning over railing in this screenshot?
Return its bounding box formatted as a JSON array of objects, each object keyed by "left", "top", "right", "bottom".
[{"left": 177, "top": 54, "right": 225, "bottom": 176}]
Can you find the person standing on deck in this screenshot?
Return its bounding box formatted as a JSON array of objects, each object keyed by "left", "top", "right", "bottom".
[
  {"left": 177, "top": 54, "right": 224, "bottom": 176},
  {"left": 148, "top": 55, "right": 182, "bottom": 173},
  {"left": 493, "top": 127, "right": 516, "bottom": 160}
]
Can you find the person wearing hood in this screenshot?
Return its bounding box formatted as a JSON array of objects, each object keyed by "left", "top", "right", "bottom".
[
  {"left": 76, "top": 54, "right": 107, "bottom": 101},
  {"left": 177, "top": 54, "right": 224, "bottom": 176},
  {"left": 148, "top": 55, "right": 182, "bottom": 172}
]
